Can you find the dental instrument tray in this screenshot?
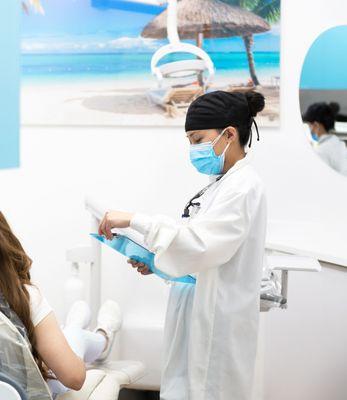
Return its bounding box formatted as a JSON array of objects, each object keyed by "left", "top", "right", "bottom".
[{"left": 90, "top": 233, "right": 196, "bottom": 284}]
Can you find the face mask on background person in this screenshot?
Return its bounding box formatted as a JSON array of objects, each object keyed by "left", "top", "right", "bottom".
[
  {"left": 311, "top": 130, "right": 319, "bottom": 142},
  {"left": 190, "top": 129, "right": 231, "bottom": 175}
]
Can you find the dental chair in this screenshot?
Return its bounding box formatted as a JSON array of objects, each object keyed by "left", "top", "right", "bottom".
[
  {"left": 0, "top": 372, "right": 28, "bottom": 400},
  {"left": 0, "top": 310, "right": 145, "bottom": 400}
]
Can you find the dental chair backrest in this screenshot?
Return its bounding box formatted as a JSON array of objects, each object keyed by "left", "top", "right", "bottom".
[
  {"left": 0, "top": 295, "right": 52, "bottom": 400},
  {"left": 0, "top": 371, "right": 28, "bottom": 400}
]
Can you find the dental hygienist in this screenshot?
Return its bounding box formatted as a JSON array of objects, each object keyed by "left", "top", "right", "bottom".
[{"left": 99, "top": 90, "right": 267, "bottom": 400}]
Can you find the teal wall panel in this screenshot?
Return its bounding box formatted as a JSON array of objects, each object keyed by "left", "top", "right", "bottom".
[{"left": 0, "top": 0, "right": 20, "bottom": 169}]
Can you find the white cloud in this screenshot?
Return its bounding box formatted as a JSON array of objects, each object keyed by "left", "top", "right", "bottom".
[
  {"left": 21, "top": 36, "right": 160, "bottom": 53},
  {"left": 108, "top": 36, "right": 158, "bottom": 49}
]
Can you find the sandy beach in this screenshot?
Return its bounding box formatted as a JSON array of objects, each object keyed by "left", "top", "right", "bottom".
[{"left": 21, "top": 76, "right": 280, "bottom": 127}]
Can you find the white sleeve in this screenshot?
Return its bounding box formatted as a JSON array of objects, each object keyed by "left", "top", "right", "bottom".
[
  {"left": 25, "top": 284, "right": 53, "bottom": 327},
  {"left": 130, "top": 188, "right": 253, "bottom": 277}
]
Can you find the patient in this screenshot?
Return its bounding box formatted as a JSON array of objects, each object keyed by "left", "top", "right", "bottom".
[{"left": 0, "top": 211, "right": 121, "bottom": 397}]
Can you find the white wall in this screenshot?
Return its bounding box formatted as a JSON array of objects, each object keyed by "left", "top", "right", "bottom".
[
  {"left": 300, "top": 89, "right": 347, "bottom": 114},
  {"left": 0, "top": 0, "right": 346, "bottom": 398},
  {"left": 264, "top": 263, "right": 347, "bottom": 400}
]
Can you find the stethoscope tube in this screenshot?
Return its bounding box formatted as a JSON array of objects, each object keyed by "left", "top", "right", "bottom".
[{"left": 182, "top": 175, "right": 223, "bottom": 218}]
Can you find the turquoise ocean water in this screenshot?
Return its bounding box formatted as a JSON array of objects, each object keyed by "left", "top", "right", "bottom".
[{"left": 21, "top": 51, "right": 280, "bottom": 83}]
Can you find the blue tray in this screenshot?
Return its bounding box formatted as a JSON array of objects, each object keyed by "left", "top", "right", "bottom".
[{"left": 91, "top": 233, "right": 196, "bottom": 284}]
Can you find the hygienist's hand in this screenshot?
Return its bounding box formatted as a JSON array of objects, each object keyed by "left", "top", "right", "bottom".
[
  {"left": 98, "top": 210, "right": 134, "bottom": 240},
  {"left": 127, "top": 259, "right": 153, "bottom": 276}
]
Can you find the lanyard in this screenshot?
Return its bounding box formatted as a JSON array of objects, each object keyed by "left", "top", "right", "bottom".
[{"left": 182, "top": 175, "right": 223, "bottom": 218}]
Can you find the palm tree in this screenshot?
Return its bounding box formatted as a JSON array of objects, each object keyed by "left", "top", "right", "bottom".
[{"left": 222, "top": 0, "right": 280, "bottom": 85}]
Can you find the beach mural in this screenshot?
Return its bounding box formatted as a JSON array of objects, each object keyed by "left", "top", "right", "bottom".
[{"left": 21, "top": 0, "right": 281, "bottom": 127}]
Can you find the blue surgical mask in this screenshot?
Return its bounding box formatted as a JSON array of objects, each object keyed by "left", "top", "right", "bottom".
[
  {"left": 190, "top": 129, "right": 231, "bottom": 175},
  {"left": 311, "top": 130, "right": 319, "bottom": 142}
]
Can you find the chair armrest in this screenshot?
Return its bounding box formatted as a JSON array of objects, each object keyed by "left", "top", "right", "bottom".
[
  {"left": 57, "top": 370, "right": 120, "bottom": 400},
  {"left": 57, "top": 361, "right": 145, "bottom": 400},
  {"left": 267, "top": 254, "right": 321, "bottom": 272}
]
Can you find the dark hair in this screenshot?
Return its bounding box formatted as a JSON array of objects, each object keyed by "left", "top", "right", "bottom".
[
  {"left": 302, "top": 102, "right": 337, "bottom": 131},
  {"left": 329, "top": 102, "right": 340, "bottom": 116},
  {"left": 234, "top": 91, "right": 265, "bottom": 146}
]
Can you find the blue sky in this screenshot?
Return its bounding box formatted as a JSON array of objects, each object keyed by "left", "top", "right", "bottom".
[{"left": 22, "top": 0, "right": 280, "bottom": 53}]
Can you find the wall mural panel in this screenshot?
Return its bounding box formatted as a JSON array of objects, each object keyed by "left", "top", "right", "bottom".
[{"left": 21, "top": 0, "right": 281, "bottom": 127}]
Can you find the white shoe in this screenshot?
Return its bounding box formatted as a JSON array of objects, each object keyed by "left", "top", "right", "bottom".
[
  {"left": 95, "top": 300, "right": 122, "bottom": 362},
  {"left": 65, "top": 300, "right": 91, "bottom": 329}
]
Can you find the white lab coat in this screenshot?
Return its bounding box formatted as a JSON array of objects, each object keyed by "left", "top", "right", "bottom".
[
  {"left": 314, "top": 134, "right": 347, "bottom": 176},
  {"left": 130, "top": 156, "right": 267, "bottom": 400}
]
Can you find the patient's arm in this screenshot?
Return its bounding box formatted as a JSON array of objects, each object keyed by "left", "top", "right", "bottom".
[{"left": 34, "top": 312, "right": 86, "bottom": 390}]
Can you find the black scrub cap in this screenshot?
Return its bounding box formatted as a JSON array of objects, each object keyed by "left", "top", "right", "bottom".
[{"left": 185, "top": 90, "right": 265, "bottom": 147}]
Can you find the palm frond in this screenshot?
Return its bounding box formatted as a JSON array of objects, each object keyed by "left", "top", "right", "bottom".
[
  {"left": 221, "top": 0, "right": 260, "bottom": 9},
  {"left": 252, "top": 0, "right": 280, "bottom": 22},
  {"left": 221, "top": 0, "right": 280, "bottom": 23},
  {"left": 241, "top": 0, "right": 262, "bottom": 9},
  {"left": 22, "top": 0, "right": 45, "bottom": 15},
  {"left": 22, "top": 2, "right": 29, "bottom": 14}
]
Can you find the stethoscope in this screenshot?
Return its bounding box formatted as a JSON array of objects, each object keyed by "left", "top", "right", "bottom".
[{"left": 182, "top": 175, "right": 223, "bottom": 218}]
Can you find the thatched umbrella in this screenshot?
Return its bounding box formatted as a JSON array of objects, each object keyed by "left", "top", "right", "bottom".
[{"left": 142, "top": 0, "right": 270, "bottom": 85}]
